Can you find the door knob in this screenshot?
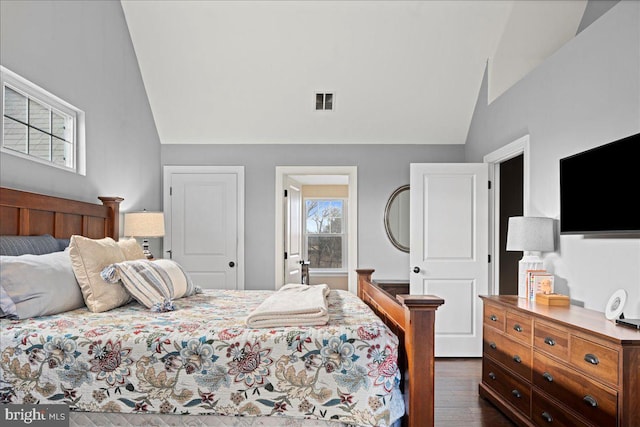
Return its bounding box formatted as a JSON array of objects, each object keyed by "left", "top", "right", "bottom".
[
  {"left": 413, "top": 266, "right": 420, "bottom": 273},
  {"left": 229, "top": 261, "right": 235, "bottom": 268}
]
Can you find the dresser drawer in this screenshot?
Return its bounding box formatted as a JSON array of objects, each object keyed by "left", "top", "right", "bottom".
[
  {"left": 506, "top": 311, "right": 533, "bottom": 345},
  {"left": 534, "top": 321, "right": 569, "bottom": 361},
  {"left": 483, "top": 357, "right": 531, "bottom": 418},
  {"left": 533, "top": 351, "right": 617, "bottom": 427},
  {"left": 570, "top": 336, "right": 619, "bottom": 386},
  {"left": 484, "top": 326, "right": 532, "bottom": 381},
  {"left": 532, "top": 390, "right": 592, "bottom": 427},
  {"left": 484, "top": 303, "right": 506, "bottom": 332}
]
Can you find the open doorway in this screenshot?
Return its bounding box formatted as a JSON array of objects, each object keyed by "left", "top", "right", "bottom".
[
  {"left": 275, "top": 166, "right": 358, "bottom": 293},
  {"left": 498, "top": 155, "right": 523, "bottom": 294},
  {"left": 484, "top": 135, "right": 529, "bottom": 295}
]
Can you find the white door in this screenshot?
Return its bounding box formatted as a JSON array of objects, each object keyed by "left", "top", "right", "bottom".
[
  {"left": 164, "top": 166, "right": 244, "bottom": 290},
  {"left": 410, "top": 163, "right": 488, "bottom": 357},
  {"left": 284, "top": 177, "right": 303, "bottom": 284}
]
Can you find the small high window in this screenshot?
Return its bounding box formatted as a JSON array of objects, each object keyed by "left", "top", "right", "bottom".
[{"left": 1, "top": 66, "right": 85, "bottom": 174}]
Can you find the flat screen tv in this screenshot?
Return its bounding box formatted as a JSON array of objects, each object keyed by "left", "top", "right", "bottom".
[{"left": 560, "top": 132, "right": 640, "bottom": 235}]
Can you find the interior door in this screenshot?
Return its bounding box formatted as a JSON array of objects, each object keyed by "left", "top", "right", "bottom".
[
  {"left": 284, "top": 177, "right": 303, "bottom": 285},
  {"left": 164, "top": 167, "right": 243, "bottom": 290},
  {"left": 410, "top": 163, "right": 488, "bottom": 357}
]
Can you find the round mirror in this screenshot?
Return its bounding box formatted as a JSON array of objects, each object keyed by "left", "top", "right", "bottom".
[{"left": 384, "top": 185, "right": 410, "bottom": 252}]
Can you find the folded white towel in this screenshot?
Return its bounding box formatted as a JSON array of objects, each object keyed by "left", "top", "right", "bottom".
[{"left": 246, "top": 283, "right": 330, "bottom": 328}]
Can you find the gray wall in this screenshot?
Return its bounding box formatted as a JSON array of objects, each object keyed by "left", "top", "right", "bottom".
[
  {"left": 0, "top": 1, "right": 161, "bottom": 216},
  {"left": 465, "top": 1, "right": 640, "bottom": 315},
  {"left": 161, "top": 144, "right": 464, "bottom": 290},
  {"left": 577, "top": 0, "right": 620, "bottom": 34}
]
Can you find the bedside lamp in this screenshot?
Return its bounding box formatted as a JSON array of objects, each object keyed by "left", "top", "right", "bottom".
[
  {"left": 506, "top": 216, "right": 555, "bottom": 298},
  {"left": 124, "top": 211, "right": 165, "bottom": 259}
]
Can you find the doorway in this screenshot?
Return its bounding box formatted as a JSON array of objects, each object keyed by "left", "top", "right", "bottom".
[
  {"left": 275, "top": 166, "right": 358, "bottom": 293},
  {"left": 484, "top": 135, "right": 529, "bottom": 295},
  {"left": 498, "top": 155, "right": 523, "bottom": 295}
]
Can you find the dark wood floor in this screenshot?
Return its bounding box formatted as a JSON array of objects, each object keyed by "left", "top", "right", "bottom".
[{"left": 435, "top": 358, "right": 515, "bottom": 426}]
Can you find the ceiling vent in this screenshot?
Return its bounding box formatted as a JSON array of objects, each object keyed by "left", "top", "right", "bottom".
[{"left": 315, "top": 93, "right": 333, "bottom": 111}]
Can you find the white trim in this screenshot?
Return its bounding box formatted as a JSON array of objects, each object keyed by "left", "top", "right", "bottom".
[
  {"left": 483, "top": 134, "right": 530, "bottom": 295},
  {"left": 307, "top": 270, "right": 348, "bottom": 277},
  {"left": 1, "top": 66, "right": 86, "bottom": 175},
  {"left": 163, "top": 165, "right": 245, "bottom": 290},
  {"left": 275, "top": 166, "right": 358, "bottom": 294}
]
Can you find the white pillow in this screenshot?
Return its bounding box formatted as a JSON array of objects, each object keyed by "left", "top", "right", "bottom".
[
  {"left": 0, "top": 250, "right": 85, "bottom": 319},
  {"left": 101, "top": 259, "right": 200, "bottom": 312}
]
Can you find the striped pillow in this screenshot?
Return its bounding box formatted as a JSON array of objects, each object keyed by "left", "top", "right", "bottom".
[
  {"left": 0, "top": 234, "right": 60, "bottom": 256},
  {"left": 101, "top": 259, "right": 200, "bottom": 312}
]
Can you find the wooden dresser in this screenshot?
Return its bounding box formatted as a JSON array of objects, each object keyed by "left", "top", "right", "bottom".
[{"left": 479, "top": 295, "right": 640, "bottom": 427}]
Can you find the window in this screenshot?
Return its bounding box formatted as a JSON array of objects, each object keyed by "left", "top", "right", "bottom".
[
  {"left": 304, "top": 199, "right": 346, "bottom": 271},
  {"left": 1, "top": 66, "right": 85, "bottom": 174}
]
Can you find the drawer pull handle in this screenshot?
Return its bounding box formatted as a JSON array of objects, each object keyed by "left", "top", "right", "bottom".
[
  {"left": 544, "top": 337, "right": 556, "bottom": 346},
  {"left": 513, "top": 324, "right": 523, "bottom": 332},
  {"left": 511, "top": 389, "right": 522, "bottom": 399},
  {"left": 584, "top": 353, "right": 599, "bottom": 365},
  {"left": 488, "top": 372, "right": 496, "bottom": 380},
  {"left": 583, "top": 395, "right": 598, "bottom": 408},
  {"left": 541, "top": 411, "right": 553, "bottom": 423},
  {"left": 542, "top": 372, "right": 554, "bottom": 382},
  {"left": 489, "top": 314, "right": 498, "bottom": 322},
  {"left": 489, "top": 342, "right": 497, "bottom": 350},
  {"left": 513, "top": 355, "right": 522, "bottom": 364}
]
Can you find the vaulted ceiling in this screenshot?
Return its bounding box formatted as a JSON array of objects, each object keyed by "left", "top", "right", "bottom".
[{"left": 121, "top": 1, "right": 587, "bottom": 145}]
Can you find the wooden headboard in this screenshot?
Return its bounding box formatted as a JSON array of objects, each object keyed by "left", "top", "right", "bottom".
[{"left": 0, "top": 187, "right": 123, "bottom": 239}]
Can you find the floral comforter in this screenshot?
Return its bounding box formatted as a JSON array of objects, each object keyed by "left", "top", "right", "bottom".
[{"left": 0, "top": 289, "right": 402, "bottom": 426}]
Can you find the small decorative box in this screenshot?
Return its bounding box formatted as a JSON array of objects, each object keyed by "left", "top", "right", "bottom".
[{"left": 536, "top": 293, "right": 570, "bottom": 306}]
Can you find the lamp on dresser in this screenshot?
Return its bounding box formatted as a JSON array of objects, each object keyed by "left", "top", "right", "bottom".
[
  {"left": 123, "top": 211, "right": 165, "bottom": 259},
  {"left": 506, "top": 216, "right": 554, "bottom": 298}
]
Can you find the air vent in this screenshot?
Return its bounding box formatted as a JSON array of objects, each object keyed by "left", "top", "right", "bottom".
[{"left": 315, "top": 93, "right": 333, "bottom": 110}]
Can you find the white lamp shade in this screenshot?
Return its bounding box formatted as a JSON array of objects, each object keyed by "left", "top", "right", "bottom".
[
  {"left": 124, "top": 212, "right": 165, "bottom": 237},
  {"left": 506, "top": 216, "right": 554, "bottom": 252}
]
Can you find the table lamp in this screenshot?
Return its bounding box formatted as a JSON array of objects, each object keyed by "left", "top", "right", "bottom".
[
  {"left": 506, "top": 216, "right": 555, "bottom": 298},
  {"left": 123, "top": 211, "right": 165, "bottom": 259}
]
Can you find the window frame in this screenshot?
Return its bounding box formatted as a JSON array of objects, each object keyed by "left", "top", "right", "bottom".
[
  {"left": 1, "top": 66, "right": 86, "bottom": 175},
  {"left": 303, "top": 197, "right": 348, "bottom": 273}
]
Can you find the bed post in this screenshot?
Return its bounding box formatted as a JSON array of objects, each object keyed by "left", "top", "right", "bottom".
[
  {"left": 356, "top": 268, "right": 374, "bottom": 301},
  {"left": 98, "top": 196, "right": 124, "bottom": 240},
  {"left": 356, "top": 269, "right": 444, "bottom": 427},
  {"left": 396, "top": 294, "right": 443, "bottom": 427}
]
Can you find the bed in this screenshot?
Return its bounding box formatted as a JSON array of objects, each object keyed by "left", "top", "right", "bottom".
[{"left": 0, "top": 187, "right": 444, "bottom": 427}]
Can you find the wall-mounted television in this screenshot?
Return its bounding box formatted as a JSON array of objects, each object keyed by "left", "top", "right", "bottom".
[{"left": 560, "top": 132, "right": 640, "bottom": 235}]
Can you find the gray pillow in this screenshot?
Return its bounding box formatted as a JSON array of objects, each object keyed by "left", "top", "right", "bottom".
[
  {"left": 56, "top": 238, "right": 70, "bottom": 251},
  {"left": 0, "top": 234, "right": 60, "bottom": 256},
  {"left": 0, "top": 250, "right": 86, "bottom": 319}
]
